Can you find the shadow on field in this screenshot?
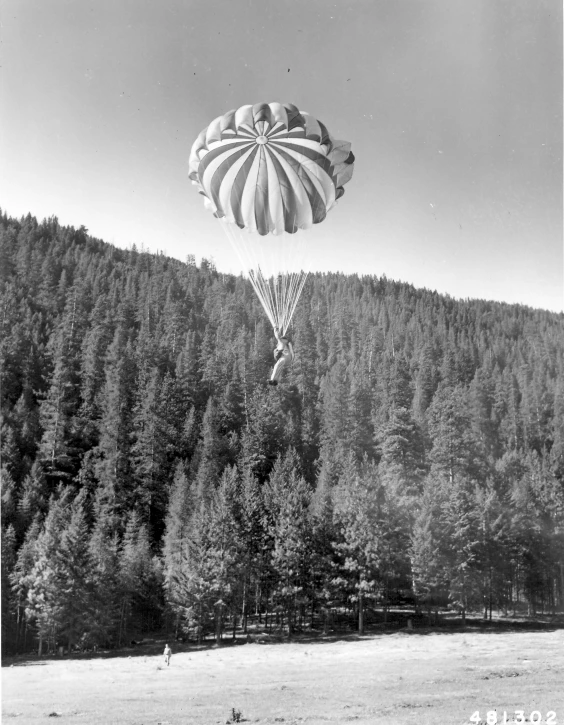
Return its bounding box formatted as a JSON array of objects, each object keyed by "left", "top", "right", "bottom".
[
  {"left": 4, "top": 614, "right": 563, "bottom": 668},
  {"left": 3, "top": 637, "right": 186, "bottom": 668},
  {"left": 252, "top": 614, "right": 563, "bottom": 647}
]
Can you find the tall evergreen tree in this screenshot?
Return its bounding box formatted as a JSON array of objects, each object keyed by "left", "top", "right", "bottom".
[
  {"left": 162, "top": 461, "right": 194, "bottom": 635},
  {"left": 94, "top": 328, "right": 136, "bottom": 520},
  {"left": 52, "top": 490, "right": 93, "bottom": 651},
  {"left": 193, "top": 396, "right": 224, "bottom": 502},
  {"left": 118, "top": 511, "right": 163, "bottom": 643},
  {"left": 427, "top": 384, "right": 485, "bottom": 484},
  {"left": 332, "top": 456, "right": 382, "bottom": 634},
  {"left": 37, "top": 305, "right": 83, "bottom": 485},
  {"left": 1, "top": 524, "right": 18, "bottom": 650},
  {"left": 87, "top": 491, "right": 122, "bottom": 647},
  {"left": 265, "top": 452, "right": 312, "bottom": 636},
  {"left": 410, "top": 476, "right": 449, "bottom": 612},
  {"left": 130, "top": 367, "right": 170, "bottom": 531}
]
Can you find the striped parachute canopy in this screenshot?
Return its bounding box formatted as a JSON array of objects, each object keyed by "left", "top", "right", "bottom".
[{"left": 189, "top": 102, "right": 354, "bottom": 333}]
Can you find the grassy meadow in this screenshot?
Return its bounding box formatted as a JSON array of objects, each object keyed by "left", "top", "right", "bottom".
[{"left": 3, "top": 624, "right": 564, "bottom": 725}]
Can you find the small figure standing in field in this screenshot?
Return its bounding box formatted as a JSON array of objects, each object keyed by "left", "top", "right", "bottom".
[{"left": 163, "top": 643, "right": 172, "bottom": 666}]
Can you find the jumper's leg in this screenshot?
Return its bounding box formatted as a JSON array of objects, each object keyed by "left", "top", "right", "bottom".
[{"left": 269, "top": 357, "right": 286, "bottom": 385}]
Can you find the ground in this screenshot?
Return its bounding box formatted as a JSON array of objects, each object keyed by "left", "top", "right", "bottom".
[{"left": 3, "top": 626, "right": 564, "bottom": 724}]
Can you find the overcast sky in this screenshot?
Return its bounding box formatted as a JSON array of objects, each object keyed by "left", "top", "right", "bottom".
[{"left": 1, "top": 0, "right": 562, "bottom": 311}]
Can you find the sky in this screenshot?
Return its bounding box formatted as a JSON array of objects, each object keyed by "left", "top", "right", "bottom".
[{"left": 1, "top": 0, "right": 562, "bottom": 312}]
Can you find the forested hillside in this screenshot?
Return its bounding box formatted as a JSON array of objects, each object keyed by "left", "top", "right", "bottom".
[{"left": 2, "top": 211, "right": 564, "bottom": 655}]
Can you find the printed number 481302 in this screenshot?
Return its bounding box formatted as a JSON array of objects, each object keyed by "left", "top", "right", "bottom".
[{"left": 469, "top": 711, "right": 557, "bottom": 724}]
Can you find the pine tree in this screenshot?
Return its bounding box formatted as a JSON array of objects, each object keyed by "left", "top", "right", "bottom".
[
  {"left": 204, "top": 465, "right": 242, "bottom": 644},
  {"left": 1, "top": 524, "right": 18, "bottom": 651},
  {"left": 440, "top": 476, "right": 482, "bottom": 623},
  {"left": 17, "top": 460, "right": 48, "bottom": 531},
  {"left": 87, "top": 492, "right": 122, "bottom": 647},
  {"left": 427, "top": 384, "right": 485, "bottom": 484},
  {"left": 166, "top": 498, "right": 210, "bottom": 643},
  {"left": 1, "top": 464, "right": 18, "bottom": 531},
  {"left": 218, "top": 362, "right": 245, "bottom": 444},
  {"left": 319, "top": 361, "right": 350, "bottom": 452},
  {"left": 118, "top": 511, "right": 163, "bottom": 643},
  {"left": 237, "top": 465, "right": 267, "bottom": 632},
  {"left": 378, "top": 406, "right": 424, "bottom": 489},
  {"left": 10, "top": 385, "right": 42, "bottom": 481},
  {"left": 179, "top": 404, "right": 199, "bottom": 462},
  {"left": 332, "top": 456, "right": 382, "bottom": 634},
  {"left": 160, "top": 276, "right": 190, "bottom": 360},
  {"left": 199, "top": 323, "right": 222, "bottom": 396},
  {"left": 239, "top": 388, "right": 286, "bottom": 483},
  {"left": 474, "top": 480, "right": 510, "bottom": 619},
  {"left": 412, "top": 343, "right": 440, "bottom": 422},
  {"left": 377, "top": 358, "right": 423, "bottom": 478},
  {"left": 130, "top": 367, "right": 169, "bottom": 530},
  {"left": 311, "top": 461, "right": 338, "bottom": 632},
  {"left": 410, "top": 476, "right": 449, "bottom": 612},
  {"left": 79, "top": 296, "right": 113, "bottom": 424},
  {"left": 496, "top": 369, "right": 523, "bottom": 451},
  {"left": 10, "top": 515, "right": 42, "bottom": 652},
  {"left": 175, "top": 330, "right": 202, "bottom": 410},
  {"left": 1, "top": 422, "right": 22, "bottom": 482},
  {"left": 265, "top": 451, "right": 312, "bottom": 636},
  {"left": 469, "top": 365, "right": 500, "bottom": 461},
  {"left": 52, "top": 490, "right": 93, "bottom": 651},
  {"left": 550, "top": 380, "right": 564, "bottom": 482},
  {"left": 193, "top": 396, "right": 224, "bottom": 502},
  {"left": 95, "top": 328, "right": 136, "bottom": 520},
  {"left": 17, "top": 487, "right": 74, "bottom": 654},
  {"left": 162, "top": 461, "right": 194, "bottom": 636},
  {"left": 507, "top": 453, "right": 558, "bottom": 615},
  {"left": 37, "top": 310, "right": 82, "bottom": 485},
  {"left": 347, "top": 363, "right": 374, "bottom": 459}
]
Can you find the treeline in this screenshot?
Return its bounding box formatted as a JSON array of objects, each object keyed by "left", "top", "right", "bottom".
[{"left": 1, "top": 211, "right": 564, "bottom": 655}]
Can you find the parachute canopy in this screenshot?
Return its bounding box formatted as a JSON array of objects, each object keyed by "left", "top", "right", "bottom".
[
  {"left": 189, "top": 102, "right": 354, "bottom": 236},
  {"left": 189, "top": 102, "right": 354, "bottom": 332}
]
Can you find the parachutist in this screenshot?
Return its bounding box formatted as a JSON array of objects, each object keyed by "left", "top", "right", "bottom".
[{"left": 269, "top": 326, "right": 294, "bottom": 385}]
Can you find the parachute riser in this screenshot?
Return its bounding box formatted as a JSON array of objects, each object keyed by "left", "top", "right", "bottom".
[{"left": 220, "top": 218, "right": 309, "bottom": 336}]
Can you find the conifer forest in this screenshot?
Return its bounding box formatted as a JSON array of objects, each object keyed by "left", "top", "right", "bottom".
[{"left": 2, "top": 211, "right": 564, "bottom": 656}]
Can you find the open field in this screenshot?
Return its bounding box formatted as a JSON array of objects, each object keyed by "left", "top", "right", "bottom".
[{"left": 3, "top": 626, "right": 564, "bottom": 725}]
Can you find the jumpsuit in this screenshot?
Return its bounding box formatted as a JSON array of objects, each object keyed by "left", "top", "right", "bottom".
[{"left": 270, "top": 335, "right": 294, "bottom": 384}]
